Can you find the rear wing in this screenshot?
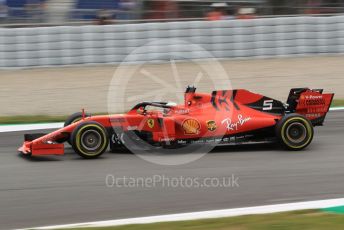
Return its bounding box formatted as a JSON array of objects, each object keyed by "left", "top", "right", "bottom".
[{"left": 287, "top": 88, "right": 334, "bottom": 126}]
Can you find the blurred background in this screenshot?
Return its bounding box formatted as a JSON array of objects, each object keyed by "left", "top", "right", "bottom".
[
  {"left": 1, "top": 0, "right": 344, "bottom": 116},
  {"left": 1, "top": 2, "right": 344, "bottom": 230},
  {"left": 0, "top": 0, "right": 344, "bottom": 26}
]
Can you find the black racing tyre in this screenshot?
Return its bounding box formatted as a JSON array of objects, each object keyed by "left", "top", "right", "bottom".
[
  {"left": 64, "top": 112, "right": 91, "bottom": 145},
  {"left": 276, "top": 114, "right": 314, "bottom": 151},
  {"left": 71, "top": 121, "right": 109, "bottom": 159},
  {"left": 64, "top": 112, "right": 91, "bottom": 127}
]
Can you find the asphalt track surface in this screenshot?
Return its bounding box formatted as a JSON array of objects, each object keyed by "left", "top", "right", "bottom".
[{"left": 0, "top": 111, "right": 343, "bottom": 230}]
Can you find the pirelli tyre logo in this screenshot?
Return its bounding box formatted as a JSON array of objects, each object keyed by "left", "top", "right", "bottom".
[
  {"left": 206, "top": 120, "right": 217, "bottom": 131},
  {"left": 182, "top": 119, "right": 201, "bottom": 135}
]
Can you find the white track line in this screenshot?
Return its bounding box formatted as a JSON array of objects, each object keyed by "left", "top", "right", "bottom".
[
  {"left": 18, "top": 198, "right": 344, "bottom": 230},
  {"left": 329, "top": 106, "right": 344, "bottom": 111},
  {"left": 0, "top": 123, "right": 64, "bottom": 133},
  {"left": 1, "top": 108, "right": 343, "bottom": 133}
]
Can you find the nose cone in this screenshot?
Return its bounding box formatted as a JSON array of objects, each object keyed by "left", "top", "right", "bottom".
[{"left": 18, "top": 141, "right": 32, "bottom": 155}]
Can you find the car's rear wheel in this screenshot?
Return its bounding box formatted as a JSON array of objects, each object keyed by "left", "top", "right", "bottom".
[
  {"left": 71, "top": 121, "right": 108, "bottom": 159},
  {"left": 276, "top": 114, "right": 314, "bottom": 150}
]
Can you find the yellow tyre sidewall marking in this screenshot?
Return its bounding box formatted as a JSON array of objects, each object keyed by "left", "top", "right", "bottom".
[
  {"left": 72, "top": 117, "right": 82, "bottom": 124},
  {"left": 75, "top": 124, "right": 107, "bottom": 156},
  {"left": 281, "top": 117, "right": 313, "bottom": 149}
]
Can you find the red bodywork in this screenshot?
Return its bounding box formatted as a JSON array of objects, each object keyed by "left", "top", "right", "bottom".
[{"left": 18, "top": 88, "right": 334, "bottom": 156}]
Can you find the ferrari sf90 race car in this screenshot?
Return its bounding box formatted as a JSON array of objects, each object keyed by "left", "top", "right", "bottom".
[{"left": 19, "top": 87, "right": 334, "bottom": 159}]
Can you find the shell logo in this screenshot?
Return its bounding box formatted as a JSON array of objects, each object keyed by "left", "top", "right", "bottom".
[{"left": 182, "top": 119, "right": 201, "bottom": 135}]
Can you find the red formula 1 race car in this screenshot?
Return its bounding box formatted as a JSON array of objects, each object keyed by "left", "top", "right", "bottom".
[{"left": 19, "top": 87, "right": 334, "bottom": 159}]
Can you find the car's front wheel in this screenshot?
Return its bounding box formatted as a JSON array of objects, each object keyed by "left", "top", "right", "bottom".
[
  {"left": 71, "top": 121, "right": 109, "bottom": 159},
  {"left": 64, "top": 112, "right": 91, "bottom": 127},
  {"left": 64, "top": 112, "right": 91, "bottom": 145},
  {"left": 276, "top": 114, "right": 314, "bottom": 150}
]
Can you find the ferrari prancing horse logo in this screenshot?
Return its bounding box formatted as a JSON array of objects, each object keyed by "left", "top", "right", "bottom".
[{"left": 147, "top": 119, "right": 155, "bottom": 128}]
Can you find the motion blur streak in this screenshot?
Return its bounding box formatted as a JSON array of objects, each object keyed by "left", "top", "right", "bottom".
[{"left": 0, "top": 111, "right": 342, "bottom": 229}]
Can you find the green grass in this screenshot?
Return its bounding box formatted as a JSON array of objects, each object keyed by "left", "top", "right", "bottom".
[
  {"left": 55, "top": 210, "right": 344, "bottom": 230},
  {"left": 0, "top": 113, "right": 105, "bottom": 125},
  {"left": 0, "top": 115, "right": 68, "bottom": 125},
  {"left": 1, "top": 99, "right": 344, "bottom": 125},
  {"left": 331, "top": 99, "right": 344, "bottom": 107}
]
